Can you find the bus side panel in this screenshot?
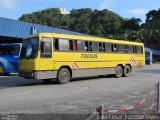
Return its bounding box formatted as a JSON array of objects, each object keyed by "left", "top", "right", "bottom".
[{"left": 53, "top": 51, "right": 144, "bottom": 78}]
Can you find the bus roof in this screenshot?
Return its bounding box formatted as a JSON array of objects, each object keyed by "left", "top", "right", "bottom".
[{"left": 25, "top": 32, "right": 144, "bottom": 46}]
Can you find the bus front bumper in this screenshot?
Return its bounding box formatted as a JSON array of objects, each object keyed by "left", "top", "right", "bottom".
[
  {"left": 19, "top": 70, "right": 57, "bottom": 79},
  {"left": 19, "top": 71, "right": 35, "bottom": 79}
]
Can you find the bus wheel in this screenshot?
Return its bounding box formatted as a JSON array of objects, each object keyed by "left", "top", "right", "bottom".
[
  {"left": 115, "top": 66, "right": 123, "bottom": 78},
  {"left": 57, "top": 68, "right": 70, "bottom": 84},
  {"left": 123, "top": 65, "right": 131, "bottom": 77}
]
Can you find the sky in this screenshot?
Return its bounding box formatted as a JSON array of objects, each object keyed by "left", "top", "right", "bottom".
[{"left": 0, "top": 0, "right": 160, "bottom": 22}]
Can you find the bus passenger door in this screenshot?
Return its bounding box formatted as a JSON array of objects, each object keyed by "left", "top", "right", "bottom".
[{"left": 40, "top": 37, "right": 54, "bottom": 72}]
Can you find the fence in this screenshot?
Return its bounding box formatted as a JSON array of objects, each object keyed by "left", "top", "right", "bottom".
[{"left": 87, "top": 82, "right": 160, "bottom": 120}]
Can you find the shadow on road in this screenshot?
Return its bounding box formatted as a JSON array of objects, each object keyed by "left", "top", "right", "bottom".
[
  {"left": 0, "top": 76, "right": 58, "bottom": 89},
  {"left": 0, "top": 74, "right": 115, "bottom": 89}
]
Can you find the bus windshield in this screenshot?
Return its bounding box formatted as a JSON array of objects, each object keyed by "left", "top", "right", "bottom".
[
  {"left": 145, "top": 51, "right": 150, "bottom": 57},
  {"left": 20, "top": 37, "right": 39, "bottom": 59},
  {"left": 0, "top": 45, "right": 20, "bottom": 55}
]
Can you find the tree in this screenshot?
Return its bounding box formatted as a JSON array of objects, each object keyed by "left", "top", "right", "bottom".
[
  {"left": 122, "top": 17, "right": 141, "bottom": 31},
  {"left": 18, "top": 7, "right": 160, "bottom": 49},
  {"left": 90, "top": 9, "right": 123, "bottom": 37},
  {"left": 69, "top": 8, "right": 93, "bottom": 34},
  {"left": 146, "top": 9, "right": 160, "bottom": 30},
  {"left": 19, "top": 8, "right": 65, "bottom": 28},
  {"left": 19, "top": 8, "right": 124, "bottom": 38},
  {"left": 143, "top": 9, "right": 160, "bottom": 49}
]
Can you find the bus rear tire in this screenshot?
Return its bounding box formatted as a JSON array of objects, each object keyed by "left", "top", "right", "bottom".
[
  {"left": 123, "top": 65, "right": 131, "bottom": 77},
  {"left": 115, "top": 65, "right": 123, "bottom": 78},
  {"left": 57, "top": 68, "right": 70, "bottom": 84}
]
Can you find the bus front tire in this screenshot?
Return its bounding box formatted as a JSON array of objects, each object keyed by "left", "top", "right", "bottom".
[
  {"left": 57, "top": 68, "right": 70, "bottom": 84},
  {"left": 123, "top": 65, "right": 131, "bottom": 77},
  {"left": 115, "top": 66, "right": 123, "bottom": 78}
]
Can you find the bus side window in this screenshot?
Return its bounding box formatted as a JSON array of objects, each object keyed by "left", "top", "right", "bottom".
[
  {"left": 92, "top": 42, "right": 99, "bottom": 52},
  {"left": 54, "top": 39, "right": 59, "bottom": 50},
  {"left": 99, "top": 43, "right": 102, "bottom": 52},
  {"left": 59, "top": 39, "right": 69, "bottom": 51},
  {"left": 137, "top": 46, "right": 143, "bottom": 54},
  {"left": 73, "top": 40, "right": 77, "bottom": 50},
  {"left": 77, "top": 40, "right": 85, "bottom": 51},
  {"left": 113, "top": 44, "right": 117, "bottom": 52},
  {"left": 134, "top": 46, "right": 137, "bottom": 53},
  {"left": 41, "top": 38, "right": 52, "bottom": 58},
  {"left": 85, "top": 41, "right": 89, "bottom": 51},
  {"left": 117, "top": 44, "right": 126, "bottom": 53},
  {"left": 105, "top": 43, "right": 112, "bottom": 52},
  {"left": 127, "top": 45, "right": 133, "bottom": 53},
  {"left": 69, "top": 40, "right": 73, "bottom": 50},
  {"left": 125, "top": 45, "right": 128, "bottom": 53},
  {"left": 89, "top": 42, "right": 92, "bottom": 51},
  {"left": 102, "top": 43, "right": 106, "bottom": 52},
  {"left": 141, "top": 47, "right": 143, "bottom": 53}
]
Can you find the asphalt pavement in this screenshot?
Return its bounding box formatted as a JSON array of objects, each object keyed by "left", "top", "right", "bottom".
[{"left": 0, "top": 63, "right": 160, "bottom": 119}]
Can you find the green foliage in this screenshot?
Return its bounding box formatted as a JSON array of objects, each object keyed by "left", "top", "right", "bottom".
[
  {"left": 19, "top": 8, "right": 64, "bottom": 28},
  {"left": 69, "top": 8, "right": 93, "bottom": 34},
  {"left": 90, "top": 9, "right": 123, "bottom": 37},
  {"left": 19, "top": 8, "right": 160, "bottom": 49},
  {"left": 146, "top": 9, "right": 160, "bottom": 30},
  {"left": 19, "top": 8, "right": 123, "bottom": 38},
  {"left": 122, "top": 17, "right": 141, "bottom": 31},
  {"left": 142, "top": 9, "right": 160, "bottom": 48}
]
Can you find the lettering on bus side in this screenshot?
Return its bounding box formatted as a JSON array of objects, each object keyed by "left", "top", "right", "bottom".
[{"left": 81, "top": 54, "right": 98, "bottom": 59}]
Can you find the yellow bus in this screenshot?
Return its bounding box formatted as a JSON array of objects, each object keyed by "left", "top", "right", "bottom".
[{"left": 19, "top": 33, "right": 145, "bottom": 84}]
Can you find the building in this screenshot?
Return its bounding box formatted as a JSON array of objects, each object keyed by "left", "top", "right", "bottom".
[
  {"left": 0, "top": 17, "right": 89, "bottom": 43},
  {"left": 59, "top": 8, "right": 70, "bottom": 14}
]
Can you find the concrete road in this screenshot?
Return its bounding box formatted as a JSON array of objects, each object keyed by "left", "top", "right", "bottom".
[{"left": 0, "top": 63, "right": 160, "bottom": 116}]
